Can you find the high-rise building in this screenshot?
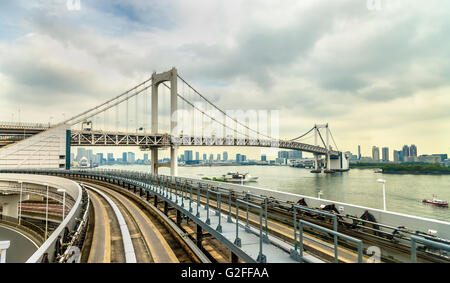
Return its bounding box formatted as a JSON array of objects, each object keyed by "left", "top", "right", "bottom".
[
  {"left": 184, "top": 150, "right": 193, "bottom": 161},
  {"left": 195, "top": 152, "right": 199, "bottom": 161},
  {"left": 278, "top": 151, "right": 289, "bottom": 159},
  {"left": 203, "top": 153, "right": 207, "bottom": 161},
  {"left": 410, "top": 144, "right": 417, "bottom": 157},
  {"left": 122, "top": 152, "right": 127, "bottom": 164},
  {"left": 288, "top": 150, "right": 302, "bottom": 159},
  {"left": 223, "top": 152, "right": 228, "bottom": 161},
  {"left": 261, "top": 154, "right": 267, "bottom": 162},
  {"left": 358, "top": 145, "right": 361, "bottom": 160},
  {"left": 382, "top": 147, "right": 389, "bottom": 162},
  {"left": 76, "top": 148, "right": 87, "bottom": 162},
  {"left": 236, "top": 154, "right": 241, "bottom": 162},
  {"left": 127, "top": 152, "right": 135, "bottom": 163},
  {"left": 241, "top": 155, "right": 247, "bottom": 162},
  {"left": 393, "top": 150, "right": 399, "bottom": 163},
  {"left": 217, "top": 154, "right": 221, "bottom": 161},
  {"left": 143, "top": 153, "right": 149, "bottom": 162},
  {"left": 402, "top": 145, "right": 410, "bottom": 160},
  {"left": 372, "top": 146, "right": 380, "bottom": 162},
  {"left": 209, "top": 154, "right": 214, "bottom": 161}
]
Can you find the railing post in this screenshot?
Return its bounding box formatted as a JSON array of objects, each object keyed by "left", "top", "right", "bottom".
[
  {"left": 256, "top": 208, "right": 266, "bottom": 263},
  {"left": 411, "top": 237, "right": 417, "bottom": 263},
  {"left": 181, "top": 181, "right": 185, "bottom": 208},
  {"left": 175, "top": 178, "right": 178, "bottom": 204},
  {"left": 206, "top": 188, "right": 210, "bottom": 225},
  {"left": 244, "top": 194, "right": 250, "bottom": 233},
  {"left": 189, "top": 182, "right": 193, "bottom": 213},
  {"left": 299, "top": 220, "right": 304, "bottom": 259},
  {"left": 196, "top": 184, "right": 201, "bottom": 218},
  {"left": 216, "top": 193, "right": 222, "bottom": 233},
  {"left": 234, "top": 200, "right": 241, "bottom": 247},
  {"left": 227, "top": 189, "right": 232, "bottom": 223}
]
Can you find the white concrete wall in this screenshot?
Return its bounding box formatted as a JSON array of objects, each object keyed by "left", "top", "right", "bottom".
[{"left": 0, "top": 125, "right": 68, "bottom": 169}]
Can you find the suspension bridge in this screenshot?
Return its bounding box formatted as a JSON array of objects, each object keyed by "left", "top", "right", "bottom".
[{"left": 0, "top": 68, "right": 349, "bottom": 174}]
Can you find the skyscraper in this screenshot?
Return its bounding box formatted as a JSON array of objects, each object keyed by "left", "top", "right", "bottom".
[
  {"left": 382, "top": 147, "right": 389, "bottom": 162},
  {"left": 402, "top": 145, "right": 410, "bottom": 160},
  {"left": 223, "top": 152, "right": 228, "bottom": 161},
  {"left": 195, "top": 152, "right": 199, "bottom": 161},
  {"left": 372, "top": 146, "right": 380, "bottom": 162},
  {"left": 410, "top": 144, "right": 417, "bottom": 157},
  {"left": 184, "top": 150, "right": 193, "bottom": 161},
  {"left": 236, "top": 154, "right": 241, "bottom": 162},
  {"left": 209, "top": 154, "right": 214, "bottom": 161},
  {"left": 358, "top": 145, "right": 361, "bottom": 160},
  {"left": 217, "top": 154, "right": 221, "bottom": 161},
  {"left": 393, "top": 150, "right": 399, "bottom": 163},
  {"left": 261, "top": 154, "right": 267, "bottom": 162},
  {"left": 127, "top": 152, "right": 135, "bottom": 163},
  {"left": 122, "top": 152, "right": 127, "bottom": 164},
  {"left": 203, "top": 153, "right": 207, "bottom": 161}
]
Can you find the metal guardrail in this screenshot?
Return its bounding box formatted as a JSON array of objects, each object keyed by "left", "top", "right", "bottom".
[
  {"left": 291, "top": 205, "right": 338, "bottom": 262},
  {"left": 411, "top": 235, "right": 450, "bottom": 263},
  {"left": 234, "top": 199, "right": 267, "bottom": 263},
  {"left": 294, "top": 219, "right": 363, "bottom": 263}
]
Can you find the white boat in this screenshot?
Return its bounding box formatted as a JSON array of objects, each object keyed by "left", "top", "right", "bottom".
[{"left": 222, "top": 172, "right": 258, "bottom": 184}]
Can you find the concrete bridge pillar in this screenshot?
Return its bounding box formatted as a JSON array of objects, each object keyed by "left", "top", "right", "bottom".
[
  {"left": 0, "top": 195, "right": 20, "bottom": 219},
  {"left": 151, "top": 67, "right": 178, "bottom": 176}
]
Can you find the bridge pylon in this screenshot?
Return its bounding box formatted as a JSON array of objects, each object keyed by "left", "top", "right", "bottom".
[{"left": 151, "top": 67, "right": 178, "bottom": 176}]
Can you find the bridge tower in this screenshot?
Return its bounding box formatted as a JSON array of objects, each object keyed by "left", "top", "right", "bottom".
[
  {"left": 311, "top": 124, "right": 332, "bottom": 173},
  {"left": 151, "top": 68, "right": 178, "bottom": 176}
]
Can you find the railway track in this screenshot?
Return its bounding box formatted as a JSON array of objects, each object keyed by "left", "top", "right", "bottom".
[{"left": 82, "top": 182, "right": 201, "bottom": 263}]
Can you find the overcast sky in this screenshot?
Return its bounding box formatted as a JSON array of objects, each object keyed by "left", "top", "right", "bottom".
[{"left": 0, "top": 0, "right": 449, "bottom": 158}]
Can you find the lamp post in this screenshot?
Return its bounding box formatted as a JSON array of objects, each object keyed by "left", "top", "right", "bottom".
[
  {"left": 18, "top": 181, "right": 23, "bottom": 225},
  {"left": 376, "top": 179, "right": 387, "bottom": 211},
  {"left": 57, "top": 188, "right": 66, "bottom": 221}
]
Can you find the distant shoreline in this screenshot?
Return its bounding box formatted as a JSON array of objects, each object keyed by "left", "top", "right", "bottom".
[{"left": 382, "top": 171, "right": 450, "bottom": 175}]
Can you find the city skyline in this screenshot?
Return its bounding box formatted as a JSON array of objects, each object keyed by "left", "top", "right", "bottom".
[{"left": 0, "top": 1, "right": 449, "bottom": 156}]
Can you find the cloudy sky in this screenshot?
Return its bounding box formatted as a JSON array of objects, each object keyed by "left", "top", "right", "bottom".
[{"left": 0, "top": 0, "right": 449, "bottom": 158}]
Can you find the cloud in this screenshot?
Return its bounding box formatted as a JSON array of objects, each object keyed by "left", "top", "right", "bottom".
[{"left": 0, "top": 0, "right": 449, "bottom": 156}]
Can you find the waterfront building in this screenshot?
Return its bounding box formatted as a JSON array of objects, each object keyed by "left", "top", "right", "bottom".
[
  {"left": 122, "top": 152, "right": 127, "bottom": 164},
  {"left": 261, "top": 154, "right": 267, "bottom": 162},
  {"left": 217, "top": 154, "right": 221, "bottom": 161},
  {"left": 195, "top": 152, "right": 199, "bottom": 161},
  {"left": 372, "top": 146, "right": 380, "bottom": 162},
  {"left": 402, "top": 145, "right": 410, "bottom": 160},
  {"left": 184, "top": 150, "right": 193, "bottom": 162},
  {"left": 76, "top": 148, "right": 87, "bottom": 162},
  {"left": 236, "top": 154, "right": 241, "bottom": 162},
  {"left": 410, "top": 144, "right": 417, "bottom": 157},
  {"left": 358, "top": 145, "right": 361, "bottom": 160},
  {"left": 382, "top": 147, "right": 389, "bottom": 162},
  {"left": 278, "top": 151, "right": 289, "bottom": 159},
  {"left": 223, "top": 152, "right": 228, "bottom": 161},
  {"left": 288, "top": 150, "right": 302, "bottom": 159},
  {"left": 203, "top": 153, "right": 207, "bottom": 161},
  {"left": 127, "top": 152, "right": 135, "bottom": 163},
  {"left": 393, "top": 150, "right": 400, "bottom": 163},
  {"left": 209, "top": 154, "right": 214, "bottom": 161}
]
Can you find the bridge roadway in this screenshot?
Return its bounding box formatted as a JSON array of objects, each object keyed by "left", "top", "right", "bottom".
[
  {"left": 69, "top": 130, "right": 339, "bottom": 156},
  {"left": 82, "top": 182, "right": 203, "bottom": 263}
]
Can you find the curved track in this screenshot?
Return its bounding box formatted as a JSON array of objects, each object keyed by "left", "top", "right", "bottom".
[{"left": 83, "top": 182, "right": 191, "bottom": 263}]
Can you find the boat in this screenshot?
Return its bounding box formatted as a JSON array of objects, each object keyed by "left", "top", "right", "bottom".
[
  {"left": 422, "top": 195, "right": 448, "bottom": 207},
  {"left": 222, "top": 172, "right": 258, "bottom": 184}
]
